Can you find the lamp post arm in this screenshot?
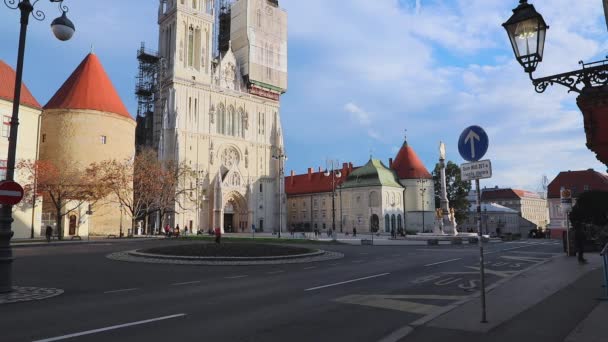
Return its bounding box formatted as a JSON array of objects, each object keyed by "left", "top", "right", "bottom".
[{"left": 530, "top": 59, "right": 608, "bottom": 94}]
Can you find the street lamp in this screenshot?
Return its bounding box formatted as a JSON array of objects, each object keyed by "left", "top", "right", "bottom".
[
  {"left": 417, "top": 179, "right": 428, "bottom": 233},
  {"left": 503, "top": 1, "right": 608, "bottom": 94},
  {"left": 324, "top": 160, "right": 342, "bottom": 241},
  {"left": 1, "top": 0, "right": 76, "bottom": 294},
  {"left": 272, "top": 148, "right": 287, "bottom": 238}
]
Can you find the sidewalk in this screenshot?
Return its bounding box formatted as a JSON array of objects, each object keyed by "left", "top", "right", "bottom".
[
  {"left": 10, "top": 235, "right": 163, "bottom": 248},
  {"left": 398, "top": 253, "right": 605, "bottom": 342}
]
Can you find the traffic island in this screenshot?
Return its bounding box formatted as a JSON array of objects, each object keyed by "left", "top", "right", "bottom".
[
  {"left": 0, "top": 286, "right": 64, "bottom": 305},
  {"left": 107, "top": 242, "right": 344, "bottom": 265}
]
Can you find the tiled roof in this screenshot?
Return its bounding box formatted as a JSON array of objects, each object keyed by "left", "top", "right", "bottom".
[
  {"left": 285, "top": 164, "right": 354, "bottom": 196},
  {"left": 0, "top": 60, "right": 41, "bottom": 110},
  {"left": 44, "top": 53, "right": 132, "bottom": 120},
  {"left": 481, "top": 188, "right": 540, "bottom": 201},
  {"left": 547, "top": 169, "right": 608, "bottom": 198},
  {"left": 341, "top": 159, "right": 403, "bottom": 189},
  {"left": 391, "top": 140, "right": 432, "bottom": 179}
]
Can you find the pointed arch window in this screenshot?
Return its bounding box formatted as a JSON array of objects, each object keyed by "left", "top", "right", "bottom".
[
  {"left": 188, "top": 26, "right": 194, "bottom": 67},
  {"left": 391, "top": 214, "right": 396, "bottom": 231},
  {"left": 397, "top": 214, "right": 402, "bottom": 230},
  {"left": 227, "top": 106, "right": 235, "bottom": 136},
  {"left": 217, "top": 104, "right": 225, "bottom": 134}
]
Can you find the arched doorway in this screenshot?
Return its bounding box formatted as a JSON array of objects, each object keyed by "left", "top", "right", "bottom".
[
  {"left": 69, "top": 215, "right": 77, "bottom": 236},
  {"left": 223, "top": 191, "right": 248, "bottom": 233},
  {"left": 370, "top": 214, "right": 379, "bottom": 233}
]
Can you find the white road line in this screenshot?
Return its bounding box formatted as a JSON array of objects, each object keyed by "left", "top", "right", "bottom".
[
  {"left": 352, "top": 260, "right": 364, "bottom": 263},
  {"left": 329, "top": 263, "right": 341, "bottom": 266},
  {"left": 303, "top": 266, "right": 317, "bottom": 270},
  {"left": 103, "top": 288, "right": 139, "bottom": 294},
  {"left": 424, "top": 258, "right": 462, "bottom": 267},
  {"left": 266, "top": 270, "right": 285, "bottom": 275},
  {"left": 171, "top": 281, "right": 201, "bottom": 286},
  {"left": 33, "top": 314, "right": 186, "bottom": 342},
  {"left": 359, "top": 253, "right": 369, "bottom": 255},
  {"left": 225, "top": 275, "right": 248, "bottom": 279},
  {"left": 305, "top": 273, "right": 390, "bottom": 291}
]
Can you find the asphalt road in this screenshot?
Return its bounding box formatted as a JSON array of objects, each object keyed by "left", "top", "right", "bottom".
[{"left": 0, "top": 238, "right": 563, "bottom": 342}]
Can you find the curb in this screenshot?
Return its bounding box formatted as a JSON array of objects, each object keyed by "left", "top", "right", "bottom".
[{"left": 128, "top": 249, "right": 325, "bottom": 261}]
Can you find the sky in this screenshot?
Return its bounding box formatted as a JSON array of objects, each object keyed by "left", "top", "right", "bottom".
[{"left": 0, "top": 0, "right": 606, "bottom": 192}]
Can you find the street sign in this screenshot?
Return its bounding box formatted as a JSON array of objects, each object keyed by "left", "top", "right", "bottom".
[
  {"left": 560, "top": 186, "right": 573, "bottom": 211},
  {"left": 460, "top": 160, "right": 492, "bottom": 181},
  {"left": 0, "top": 180, "right": 24, "bottom": 205},
  {"left": 458, "top": 125, "right": 489, "bottom": 162}
]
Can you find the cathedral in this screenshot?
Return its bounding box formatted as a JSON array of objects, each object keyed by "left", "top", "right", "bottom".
[{"left": 137, "top": 0, "right": 288, "bottom": 233}]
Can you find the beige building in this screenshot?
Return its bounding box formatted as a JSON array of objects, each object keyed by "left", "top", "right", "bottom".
[
  {"left": 0, "top": 60, "right": 43, "bottom": 239},
  {"left": 40, "top": 53, "right": 136, "bottom": 237},
  {"left": 285, "top": 139, "right": 436, "bottom": 233},
  {"left": 481, "top": 187, "right": 548, "bottom": 230},
  {"left": 139, "top": 0, "right": 288, "bottom": 233}
]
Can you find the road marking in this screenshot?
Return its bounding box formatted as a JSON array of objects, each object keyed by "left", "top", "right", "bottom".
[
  {"left": 336, "top": 294, "right": 465, "bottom": 315},
  {"left": 103, "top": 288, "right": 139, "bottom": 294},
  {"left": 305, "top": 273, "right": 390, "bottom": 291},
  {"left": 378, "top": 325, "right": 413, "bottom": 342},
  {"left": 171, "top": 281, "right": 201, "bottom": 286},
  {"left": 424, "top": 258, "right": 462, "bottom": 267},
  {"left": 225, "top": 275, "right": 248, "bottom": 279},
  {"left": 359, "top": 253, "right": 369, "bottom": 255},
  {"left": 329, "top": 263, "right": 341, "bottom": 266},
  {"left": 266, "top": 270, "right": 285, "bottom": 275},
  {"left": 33, "top": 314, "right": 186, "bottom": 342},
  {"left": 416, "top": 249, "right": 474, "bottom": 252},
  {"left": 303, "top": 266, "right": 317, "bottom": 270},
  {"left": 466, "top": 266, "right": 516, "bottom": 278},
  {"left": 352, "top": 260, "right": 364, "bottom": 263},
  {"left": 391, "top": 254, "right": 401, "bottom": 257}
]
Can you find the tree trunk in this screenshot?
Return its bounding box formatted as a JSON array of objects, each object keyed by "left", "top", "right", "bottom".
[
  {"left": 144, "top": 212, "right": 149, "bottom": 235},
  {"left": 56, "top": 206, "right": 62, "bottom": 241}
]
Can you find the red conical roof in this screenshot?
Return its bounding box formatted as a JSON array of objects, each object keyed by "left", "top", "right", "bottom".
[
  {"left": 44, "top": 53, "right": 132, "bottom": 120},
  {"left": 392, "top": 140, "right": 432, "bottom": 179},
  {"left": 0, "top": 60, "right": 41, "bottom": 110}
]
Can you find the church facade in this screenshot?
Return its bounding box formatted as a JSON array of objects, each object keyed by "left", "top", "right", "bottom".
[{"left": 143, "top": 0, "right": 288, "bottom": 233}]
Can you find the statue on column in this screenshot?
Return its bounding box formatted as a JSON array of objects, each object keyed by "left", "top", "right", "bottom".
[{"left": 438, "top": 141, "right": 458, "bottom": 235}]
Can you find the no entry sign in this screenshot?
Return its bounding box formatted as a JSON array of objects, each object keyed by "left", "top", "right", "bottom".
[{"left": 0, "top": 181, "right": 24, "bottom": 205}]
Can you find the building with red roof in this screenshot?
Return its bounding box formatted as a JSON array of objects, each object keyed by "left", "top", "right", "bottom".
[
  {"left": 547, "top": 169, "right": 608, "bottom": 237},
  {"left": 39, "top": 53, "right": 135, "bottom": 238},
  {"left": 480, "top": 186, "right": 548, "bottom": 231},
  {"left": 0, "top": 60, "right": 43, "bottom": 239},
  {"left": 285, "top": 137, "right": 435, "bottom": 233}
]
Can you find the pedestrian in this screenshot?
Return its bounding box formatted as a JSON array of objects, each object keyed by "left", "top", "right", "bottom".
[
  {"left": 353, "top": 227, "right": 357, "bottom": 237},
  {"left": 214, "top": 227, "right": 222, "bottom": 244},
  {"left": 164, "top": 224, "right": 170, "bottom": 237},
  {"left": 45, "top": 225, "right": 53, "bottom": 243},
  {"left": 391, "top": 227, "right": 396, "bottom": 239},
  {"left": 574, "top": 224, "right": 587, "bottom": 264}
]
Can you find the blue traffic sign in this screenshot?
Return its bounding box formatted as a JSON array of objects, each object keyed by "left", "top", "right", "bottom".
[{"left": 458, "top": 125, "right": 489, "bottom": 162}]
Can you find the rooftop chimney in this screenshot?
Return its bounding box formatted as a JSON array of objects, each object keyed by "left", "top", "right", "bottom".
[
  {"left": 307, "top": 168, "right": 313, "bottom": 181},
  {"left": 290, "top": 170, "right": 295, "bottom": 185},
  {"left": 389, "top": 158, "right": 393, "bottom": 168}
]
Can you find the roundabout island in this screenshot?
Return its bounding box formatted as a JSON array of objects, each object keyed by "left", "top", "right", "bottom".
[{"left": 107, "top": 242, "right": 344, "bottom": 266}]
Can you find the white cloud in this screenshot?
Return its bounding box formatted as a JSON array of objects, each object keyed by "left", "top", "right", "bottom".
[{"left": 344, "top": 102, "right": 372, "bottom": 126}]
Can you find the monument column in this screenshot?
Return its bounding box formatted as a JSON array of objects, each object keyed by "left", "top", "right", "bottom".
[{"left": 439, "top": 142, "right": 457, "bottom": 235}]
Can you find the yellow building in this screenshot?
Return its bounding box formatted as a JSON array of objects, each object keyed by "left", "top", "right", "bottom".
[
  {"left": 0, "top": 60, "right": 43, "bottom": 239},
  {"left": 40, "top": 53, "right": 136, "bottom": 237}
]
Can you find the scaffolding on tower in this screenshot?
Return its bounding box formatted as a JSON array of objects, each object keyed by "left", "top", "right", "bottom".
[{"left": 135, "top": 42, "right": 161, "bottom": 150}]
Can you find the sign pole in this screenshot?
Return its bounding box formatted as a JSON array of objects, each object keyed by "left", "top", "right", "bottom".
[{"left": 476, "top": 178, "right": 488, "bottom": 323}]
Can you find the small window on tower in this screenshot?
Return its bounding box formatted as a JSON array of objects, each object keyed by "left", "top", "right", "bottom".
[
  {"left": 42, "top": 134, "right": 46, "bottom": 143},
  {"left": 101, "top": 135, "right": 107, "bottom": 144},
  {"left": 260, "top": 183, "right": 263, "bottom": 193}
]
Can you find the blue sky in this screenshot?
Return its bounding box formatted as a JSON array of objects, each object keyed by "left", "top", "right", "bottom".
[{"left": 0, "top": 0, "right": 606, "bottom": 191}]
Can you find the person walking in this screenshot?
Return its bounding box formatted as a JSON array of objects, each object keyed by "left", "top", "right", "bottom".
[
  {"left": 45, "top": 225, "right": 53, "bottom": 243},
  {"left": 214, "top": 227, "right": 222, "bottom": 244},
  {"left": 574, "top": 224, "right": 587, "bottom": 264},
  {"left": 164, "top": 224, "right": 170, "bottom": 237},
  {"left": 353, "top": 227, "right": 357, "bottom": 238},
  {"left": 391, "top": 227, "right": 396, "bottom": 239}
]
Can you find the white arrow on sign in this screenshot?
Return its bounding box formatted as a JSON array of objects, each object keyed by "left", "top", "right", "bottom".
[
  {"left": 464, "top": 130, "right": 480, "bottom": 159},
  {"left": 0, "top": 190, "right": 21, "bottom": 197}
]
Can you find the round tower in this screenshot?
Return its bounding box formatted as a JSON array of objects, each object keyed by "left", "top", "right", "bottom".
[{"left": 40, "top": 53, "right": 135, "bottom": 237}]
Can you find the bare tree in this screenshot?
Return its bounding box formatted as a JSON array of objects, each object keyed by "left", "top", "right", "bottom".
[{"left": 18, "top": 160, "right": 108, "bottom": 240}]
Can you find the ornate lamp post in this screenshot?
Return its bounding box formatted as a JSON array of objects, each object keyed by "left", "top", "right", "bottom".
[
  {"left": 1, "top": 0, "right": 75, "bottom": 294},
  {"left": 324, "top": 160, "right": 341, "bottom": 241},
  {"left": 272, "top": 148, "right": 287, "bottom": 238},
  {"left": 503, "top": 0, "right": 608, "bottom": 166},
  {"left": 417, "top": 178, "right": 428, "bottom": 233}
]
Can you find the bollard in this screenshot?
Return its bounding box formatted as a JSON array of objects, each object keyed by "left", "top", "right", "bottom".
[{"left": 601, "top": 243, "right": 608, "bottom": 300}]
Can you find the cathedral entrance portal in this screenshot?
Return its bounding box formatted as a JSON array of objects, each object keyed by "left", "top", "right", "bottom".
[{"left": 222, "top": 192, "right": 249, "bottom": 233}]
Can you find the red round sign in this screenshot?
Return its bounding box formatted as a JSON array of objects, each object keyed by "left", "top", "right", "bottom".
[{"left": 0, "top": 180, "right": 24, "bottom": 205}]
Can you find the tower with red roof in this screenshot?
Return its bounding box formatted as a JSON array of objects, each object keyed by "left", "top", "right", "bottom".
[{"left": 40, "top": 53, "right": 136, "bottom": 237}]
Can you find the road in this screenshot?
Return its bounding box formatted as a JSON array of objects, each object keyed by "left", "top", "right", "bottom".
[{"left": 0, "top": 238, "right": 562, "bottom": 342}]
